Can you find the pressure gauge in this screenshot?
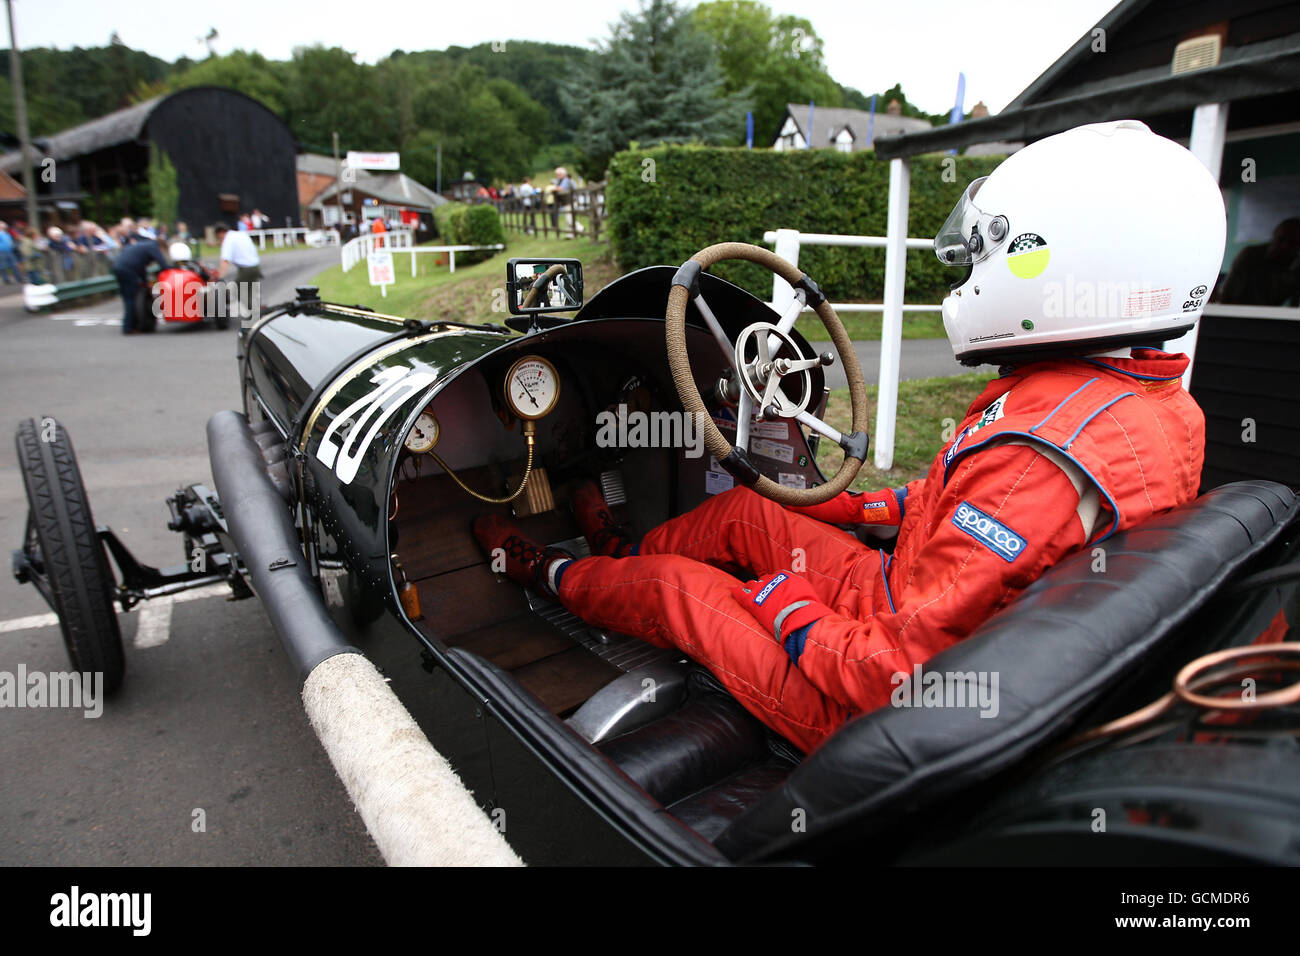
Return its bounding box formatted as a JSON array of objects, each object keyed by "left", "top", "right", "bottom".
[
  {"left": 505, "top": 355, "right": 561, "bottom": 421},
  {"left": 404, "top": 411, "right": 440, "bottom": 453}
]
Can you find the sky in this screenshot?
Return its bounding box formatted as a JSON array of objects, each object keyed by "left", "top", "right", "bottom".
[{"left": 12, "top": 0, "right": 1120, "bottom": 114}]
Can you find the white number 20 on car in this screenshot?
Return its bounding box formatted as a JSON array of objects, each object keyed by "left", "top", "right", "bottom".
[{"left": 316, "top": 365, "right": 437, "bottom": 484}]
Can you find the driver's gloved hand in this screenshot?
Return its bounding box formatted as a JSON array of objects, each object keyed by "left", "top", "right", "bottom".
[
  {"left": 734, "top": 571, "right": 832, "bottom": 663},
  {"left": 788, "top": 487, "right": 907, "bottom": 526}
]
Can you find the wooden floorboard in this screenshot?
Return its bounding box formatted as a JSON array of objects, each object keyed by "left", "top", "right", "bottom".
[
  {"left": 413, "top": 565, "right": 531, "bottom": 639},
  {"left": 511, "top": 646, "right": 622, "bottom": 716},
  {"left": 447, "top": 615, "right": 577, "bottom": 672},
  {"left": 395, "top": 469, "right": 576, "bottom": 582},
  {"left": 396, "top": 468, "right": 626, "bottom": 715}
]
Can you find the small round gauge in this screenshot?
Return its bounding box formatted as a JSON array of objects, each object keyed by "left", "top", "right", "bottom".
[
  {"left": 505, "top": 355, "right": 561, "bottom": 421},
  {"left": 404, "top": 411, "right": 440, "bottom": 453}
]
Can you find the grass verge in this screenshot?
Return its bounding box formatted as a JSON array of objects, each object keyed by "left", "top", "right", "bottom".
[
  {"left": 814, "top": 372, "right": 991, "bottom": 492},
  {"left": 795, "top": 311, "right": 945, "bottom": 342},
  {"left": 310, "top": 235, "right": 618, "bottom": 322}
]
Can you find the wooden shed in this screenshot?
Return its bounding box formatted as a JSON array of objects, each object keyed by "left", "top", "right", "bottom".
[{"left": 0, "top": 85, "right": 299, "bottom": 230}]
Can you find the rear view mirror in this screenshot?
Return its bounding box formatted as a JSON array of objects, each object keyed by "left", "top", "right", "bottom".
[{"left": 507, "top": 258, "right": 583, "bottom": 315}]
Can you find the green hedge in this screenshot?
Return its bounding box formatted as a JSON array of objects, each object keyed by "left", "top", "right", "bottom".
[
  {"left": 432, "top": 202, "right": 508, "bottom": 265},
  {"left": 605, "top": 145, "right": 1007, "bottom": 304}
]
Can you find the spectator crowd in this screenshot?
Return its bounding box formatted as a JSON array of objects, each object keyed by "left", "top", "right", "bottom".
[
  {"left": 0, "top": 209, "right": 278, "bottom": 287},
  {"left": 0, "top": 216, "right": 201, "bottom": 287}
]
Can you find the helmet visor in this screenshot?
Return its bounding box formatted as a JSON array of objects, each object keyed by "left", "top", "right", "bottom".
[{"left": 934, "top": 177, "right": 1008, "bottom": 266}]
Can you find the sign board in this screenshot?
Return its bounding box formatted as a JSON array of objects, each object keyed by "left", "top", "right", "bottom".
[
  {"left": 368, "top": 250, "right": 395, "bottom": 297},
  {"left": 347, "top": 151, "right": 401, "bottom": 171}
]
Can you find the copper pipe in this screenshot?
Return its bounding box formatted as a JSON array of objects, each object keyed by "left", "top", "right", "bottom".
[
  {"left": 1173, "top": 643, "right": 1300, "bottom": 710},
  {"left": 1057, "top": 644, "right": 1300, "bottom": 751}
]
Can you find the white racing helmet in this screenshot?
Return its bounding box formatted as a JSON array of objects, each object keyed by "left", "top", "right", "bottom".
[
  {"left": 169, "top": 241, "right": 193, "bottom": 262},
  {"left": 936, "top": 120, "right": 1227, "bottom": 366}
]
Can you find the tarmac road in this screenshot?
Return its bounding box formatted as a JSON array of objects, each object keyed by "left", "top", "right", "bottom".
[
  {"left": 807, "top": 338, "right": 970, "bottom": 389},
  {"left": 0, "top": 247, "right": 385, "bottom": 865}
]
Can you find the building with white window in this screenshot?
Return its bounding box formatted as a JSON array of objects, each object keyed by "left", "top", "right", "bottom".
[{"left": 771, "top": 99, "right": 932, "bottom": 152}]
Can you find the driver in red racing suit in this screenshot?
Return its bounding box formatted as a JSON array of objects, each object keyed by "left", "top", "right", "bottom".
[{"left": 473, "top": 121, "right": 1228, "bottom": 753}]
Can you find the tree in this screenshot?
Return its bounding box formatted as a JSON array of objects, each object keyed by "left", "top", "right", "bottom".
[
  {"left": 281, "top": 46, "right": 389, "bottom": 153},
  {"left": 842, "top": 83, "right": 953, "bottom": 127},
  {"left": 148, "top": 144, "right": 178, "bottom": 227},
  {"left": 428, "top": 41, "right": 597, "bottom": 143},
  {"left": 562, "top": 0, "right": 749, "bottom": 178},
  {"left": 693, "top": 1, "right": 842, "bottom": 145},
  {"left": 0, "top": 45, "right": 172, "bottom": 134},
  {"left": 392, "top": 61, "right": 547, "bottom": 187},
  {"left": 164, "top": 50, "right": 288, "bottom": 115}
]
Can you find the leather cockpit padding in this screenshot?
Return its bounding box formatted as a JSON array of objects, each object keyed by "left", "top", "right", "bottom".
[
  {"left": 668, "top": 762, "right": 796, "bottom": 843},
  {"left": 714, "top": 480, "right": 1298, "bottom": 863},
  {"left": 596, "top": 669, "right": 778, "bottom": 808}
]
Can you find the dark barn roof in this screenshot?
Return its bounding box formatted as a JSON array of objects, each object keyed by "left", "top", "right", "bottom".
[
  {"left": 874, "top": 0, "right": 1300, "bottom": 159},
  {"left": 4, "top": 97, "right": 160, "bottom": 170},
  {"left": 0, "top": 86, "right": 300, "bottom": 228}
]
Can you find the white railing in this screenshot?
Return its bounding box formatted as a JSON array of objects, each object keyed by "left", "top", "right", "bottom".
[
  {"left": 248, "top": 227, "right": 339, "bottom": 249},
  {"left": 765, "top": 216, "right": 941, "bottom": 471},
  {"left": 398, "top": 244, "right": 506, "bottom": 275},
  {"left": 341, "top": 228, "right": 415, "bottom": 272}
]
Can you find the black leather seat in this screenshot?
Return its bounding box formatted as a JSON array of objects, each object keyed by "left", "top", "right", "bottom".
[
  {"left": 597, "top": 669, "right": 800, "bottom": 834},
  {"left": 709, "top": 480, "right": 1297, "bottom": 862}
]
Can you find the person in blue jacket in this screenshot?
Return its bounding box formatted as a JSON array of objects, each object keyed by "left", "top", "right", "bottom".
[{"left": 112, "top": 238, "right": 171, "bottom": 335}]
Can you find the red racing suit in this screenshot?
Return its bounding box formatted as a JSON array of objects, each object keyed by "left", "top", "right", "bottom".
[{"left": 557, "top": 349, "right": 1205, "bottom": 752}]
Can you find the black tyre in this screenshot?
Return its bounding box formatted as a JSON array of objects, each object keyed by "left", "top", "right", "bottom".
[
  {"left": 134, "top": 284, "right": 157, "bottom": 333},
  {"left": 15, "top": 418, "right": 125, "bottom": 693}
]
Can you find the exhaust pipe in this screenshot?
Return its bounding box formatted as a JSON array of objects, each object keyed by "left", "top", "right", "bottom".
[
  {"left": 207, "top": 409, "right": 355, "bottom": 678},
  {"left": 206, "top": 410, "right": 522, "bottom": 866}
]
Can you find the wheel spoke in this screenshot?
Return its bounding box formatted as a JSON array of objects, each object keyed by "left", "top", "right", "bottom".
[
  {"left": 735, "top": 389, "right": 753, "bottom": 451},
  {"left": 796, "top": 409, "right": 843, "bottom": 445},
  {"left": 767, "top": 288, "right": 806, "bottom": 354},
  {"left": 759, "top": 369, "right": 782, "bottom": 415},
  {"left": 775, "top": 354, "right": 826, "bottom": 375},
  {"left": 691, "top": 292, "right": 737, "bottom": 369}
]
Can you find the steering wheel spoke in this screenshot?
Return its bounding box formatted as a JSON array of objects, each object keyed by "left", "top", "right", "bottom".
[{"left": 735, "top": 389, "right": 754, "bottom": 451}]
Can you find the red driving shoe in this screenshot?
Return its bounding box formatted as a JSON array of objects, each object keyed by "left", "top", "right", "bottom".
[
  {"left": 472, "top": 514, "right": 573, "bottom": 596},
  {"left": 572, "top": 481, "right": 636, "bottom": 557}
]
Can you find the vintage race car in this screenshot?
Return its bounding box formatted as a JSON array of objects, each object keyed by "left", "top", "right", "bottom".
[
  {"left": 133, "top": 244, "right": 237, "bottom": 332},
  {"left": 12, "top": 244, "right": 1300, "bottom": 866}
]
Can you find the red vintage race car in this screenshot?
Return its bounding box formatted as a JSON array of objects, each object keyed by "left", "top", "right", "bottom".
[{"left": 134, "top": 242, "right": 232, "bottom": 332}]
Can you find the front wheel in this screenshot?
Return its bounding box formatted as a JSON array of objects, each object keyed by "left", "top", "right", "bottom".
[{"left": 15, "top": 417, "right": 125, "bottom": 693}]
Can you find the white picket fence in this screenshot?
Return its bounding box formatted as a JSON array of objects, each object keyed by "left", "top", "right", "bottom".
[
  {"left": 764, "top": 225, "right": 942, "bottom": 472},
  {"left": 340, "top": 228, "right": 415, "bottom": 272},
  {"left": 394, "top": 244, "right": 506, "bottom": 275},
  {"left": 247, "top": 227, "right": 339, "bottom": 249}
]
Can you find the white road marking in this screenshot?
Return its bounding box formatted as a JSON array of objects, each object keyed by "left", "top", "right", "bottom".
[
  {"left": 47, "top": 314, "right": 121, "bottom": 326},
  {"left": 0, "top": 612, "right": 59, "bottom": 633},
  {"left": 1, "top": 582, "right": 234, "bottom": 641},
  {"left": 133, "top": 601, "right": 173, "bottom": 649}
]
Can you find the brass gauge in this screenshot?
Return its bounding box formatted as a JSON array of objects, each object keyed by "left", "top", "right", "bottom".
[
  {"left": 404, "top": 410, "right": 440, "bottom": 453},
  {"left": 504, "top": 355, "right": 560, "bottom": 421}
]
